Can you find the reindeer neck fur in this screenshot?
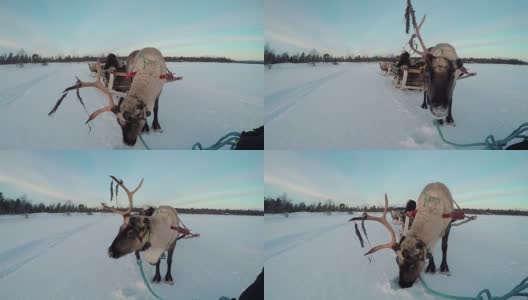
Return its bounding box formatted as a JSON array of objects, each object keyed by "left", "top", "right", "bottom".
[
  {"left": 141, "top": 206, "right": 180, "bottom": 264},
  {"left": 407, "top": 182, "right": 454, "bottom": 251},
  {"left": 126, "top": 48, "right": 167, "bottom": 113}
]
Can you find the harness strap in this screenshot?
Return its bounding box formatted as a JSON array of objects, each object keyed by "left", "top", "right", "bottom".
[
  {"left": 125, "top": 71, "right": 177, "bottom": 80},
  {"left": 442, "top": 211, "right": 466, "bottom": 220},
  {"left": 170, "top": 225, "right": 191, "bottom": 235},
  {"left": 406, "top": 210, "right": 418, "bottom": 218}
]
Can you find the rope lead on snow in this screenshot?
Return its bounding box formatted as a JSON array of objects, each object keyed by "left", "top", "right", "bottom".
[
  {"left": 192, "top": 131, "right": 241, "bottom": 150},
  {"left": 419, "top": 274, "right": 528, "bottom": 300},
  {"left": 434, "top": 120, "right": 528, "bottom": 150},
  {"left": 137, "top": 259, "right": 164, "bottom": 300}
]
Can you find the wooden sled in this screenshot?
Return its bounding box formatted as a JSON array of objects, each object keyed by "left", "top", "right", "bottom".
[{"left": 392, "top": 65, "right": 424, "bottom": 91}]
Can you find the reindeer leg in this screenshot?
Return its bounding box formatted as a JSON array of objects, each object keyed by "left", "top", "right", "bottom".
[
  {"left": 152, "top": 95, "right": 162, "bottom": 132},
  {"left": 421, "top": 91, "right": 428, "bottom": 109},
  {"left": 142, "top": 122, "right": 150, "bottom": 133},
  {"left": 152, "top": 259, "right": 161, "bottom": 283},
  {"left": 165, "top": 240, "right": 177, "bottom": 285},
  {"left": 445, "top": 97, "right": 455, "bottom": 125},
  {"left": 425, "top": 252, "right": 436, "bottom": 273},
  {"left": 440, "top": 224, "right": 451, "bottom": 275}
]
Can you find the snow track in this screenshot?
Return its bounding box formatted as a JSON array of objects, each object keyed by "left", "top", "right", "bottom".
[
  {"left": 265, "top": 63, "right": 528, "bottom": 149},
  {"left": 0, "top": 221, "right": 95, "bottom": 279},
  {"left": 0, "top": 62, "right": 262, "bottom": 149},
  {"left": 0, "top": 213, "right": 262, "bottom": 299},
  {"left": 265, "top": 213, "right": 528, "bottom": 300}
]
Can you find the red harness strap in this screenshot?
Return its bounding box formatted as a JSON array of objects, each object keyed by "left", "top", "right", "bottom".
[
  {"left": 125, "top": 71, "right": 175, "bottom": 80},
  {"left": 406, "top": 209, "right": 465, "bottom": 220},
  {"left": 406, "top": 210, "right": 417, "bottom": 218},
  {"left": 170, "top": 225, "right": 191, "bottom": 235},
  {"left": 442, "top": 211, "right": 466, "bottom": 220}
]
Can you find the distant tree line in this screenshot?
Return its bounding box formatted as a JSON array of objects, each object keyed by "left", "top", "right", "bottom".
[
  {"left": 0, "top": 192, "right": 262, "bottom": 216},
  {"left": 265, "top": 196, "right": 358, "bottom": 213},
  {"left": 0, "top": 192, "right": 99, "bottom": 214},
  {"left": 0, "top": 48, "right": 262, "bottom": 65},
  {"left": 264, "top": 44, "right": 528, "bottom": 67},
  {"left": 264, "top": 195, "right": 528, "bottom": 216},
  {"left": 176, "top": 208, "right": 263, "bottom": 216}
]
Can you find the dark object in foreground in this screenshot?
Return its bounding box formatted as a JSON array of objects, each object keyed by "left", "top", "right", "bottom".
[
  {"left": 235, "top": 126, "right": 264, "bottom": 150},
  {"left": 239, "top": 269, "right": 264, "bottom": 300},
  {"left": 506, "top": 139, "right": 528, "bottom": 150}
]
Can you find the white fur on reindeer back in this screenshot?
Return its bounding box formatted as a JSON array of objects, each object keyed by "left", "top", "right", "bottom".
[
  {"left": 413, "top": 182, "right": 454, "bottom": 250},
  {"left": 142, "top": 206, "right": 180, "bottom": 265},
  {"left": 127, "top": 47, "right": 168, "bottom": 113}
]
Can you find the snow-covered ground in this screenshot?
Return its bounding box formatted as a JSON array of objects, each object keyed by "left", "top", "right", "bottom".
[
  {"left": 265, "top": 212, "right": 528, "bottom": 300},
  {"left": 265, "top": 63, "right": 528, "bottom": 149},
  {"left": 0, "top": 213, "right": 263, "bottom": 299},
  {"left": 0, "top": 62, "right": 262, "bottom": 149}
]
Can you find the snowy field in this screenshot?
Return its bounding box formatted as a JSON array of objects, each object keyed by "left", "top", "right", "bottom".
[
  {"left": 0, "top": 213, "right": 263, "bottom": 299},
  {"left": 265, "top": 212, "right": 528, "bottom": 300},
  {"left": 0, "top": 62, "right": 262, "bottom": 149},
  {"left": 265, "top": 63, "right": 528, "bottom": 149}
]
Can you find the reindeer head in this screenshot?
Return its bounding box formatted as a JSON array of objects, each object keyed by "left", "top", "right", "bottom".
[
  {"left": 350, "top": 194, "right": 427, "bottom": 288},
  {"left": 49, "top": 62, "right": 147, "bottom": 146},
  {"left": 102, "top": 176, "right": 150, "bottom": 259},
  {"left": 424, "top": 53, "right": 457, "bottom": 118},
  {"left": 115, "top": 96, "right": 148, "bottom": 146}
]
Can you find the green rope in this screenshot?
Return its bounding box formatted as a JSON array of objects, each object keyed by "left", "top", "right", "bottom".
[
  {"left": 139, "top": 134, "right": 151, "bottom": 150},
  {"left": 137, "top": 259, "right": 163, "bottom": 300},
  {"left": 434, "top": 120, "right": 528, "bottom": 150},
  {"left": 419, "top": 274, "right": 528, "bottom": 300},
  {"left": 192, "top": 131, "right": 240, "bottom": 150}
]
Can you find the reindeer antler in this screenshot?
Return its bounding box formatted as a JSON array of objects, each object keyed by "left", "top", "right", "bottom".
[
  {"left": 350, "top": 194, "right": 397, "bottom": 255},
  {"left": 406, "top": 0, "right": 429, "bottom": 57},
  {"left": 102, "top": 176, "right": 144, "bottom": 217},
  {"left": 49, "top": 60, "right": 116, "bottom": 124}
]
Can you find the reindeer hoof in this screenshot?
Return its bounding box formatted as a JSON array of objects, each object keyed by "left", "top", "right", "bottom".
[
  {"left": 425, "top": 268, "right": 436, "bottom": 274},
  {"left": 421, "top": 104, "right": 428, "bottom": 109},
  {"left": 425, "top": 263, "right": 436, "bottom": 273},
  {"left": 440, "top": 264, "right": 450, "bottom": 274},
  {"left": 165, "top": 273, "right": 173, "bottom": 285},
  {"left": 152, "top": 275, "right": 161, "bottom": 283}
]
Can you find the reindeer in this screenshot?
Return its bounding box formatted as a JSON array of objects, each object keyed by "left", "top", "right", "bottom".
[
  {"left": 103, "top": 176, "right": 193, "bottom": 285},
  {"left": 405, "top": 0, "right": 475, "bottom": 125},
  {"left": 351, "top": 182, "right": 461, "bottom": 288},
  {"left": 49, "top": 47, "right": 182, "bottom": 146}
]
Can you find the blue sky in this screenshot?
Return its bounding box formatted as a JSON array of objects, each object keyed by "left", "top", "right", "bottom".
[
  {"left": 0, "top": 0, "right": 263, "bottom": 60},
  {"left": 265, "top": 151, "right": 528, "bottom": 210},
  {"left": 265, "top": 0, "right": 528, "bottom": 60},
  {"left": 0, "top": 151, "right": 263, "bottom": 210}
]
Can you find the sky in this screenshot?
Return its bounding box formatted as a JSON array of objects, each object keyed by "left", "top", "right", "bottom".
[
  {"left": 0, "top": 0, "right": 263, "bottom": 60},
  {"left": 265, "top": 0, "right": 528, "bottom": 60},
  {"left": 265, "top": 151, "right": 528, "bottom": 210},
  {"left": 0, "top": 151, "right": 263, "bottom": 210}
]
